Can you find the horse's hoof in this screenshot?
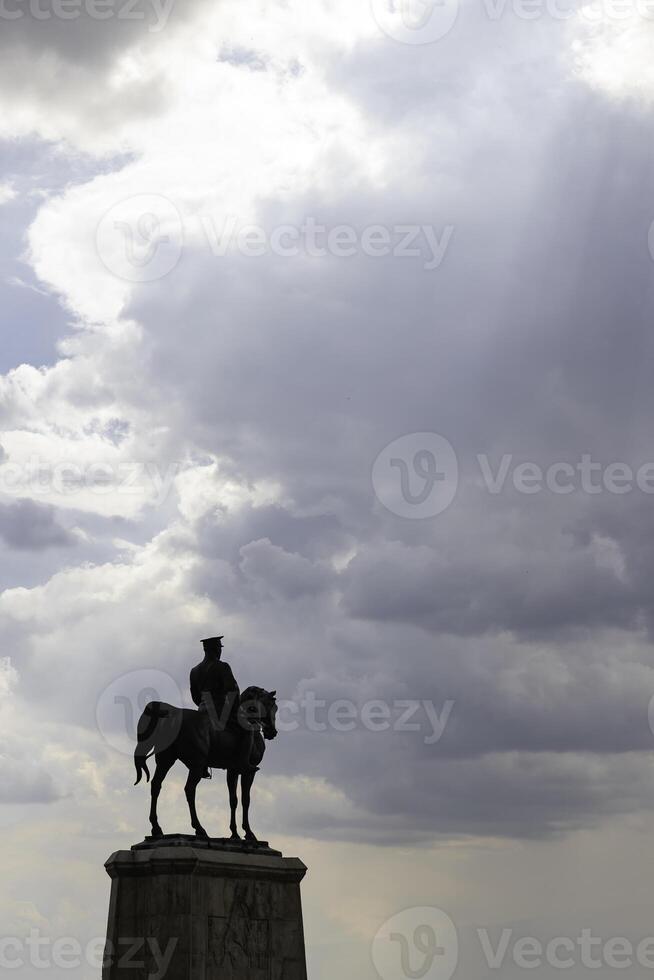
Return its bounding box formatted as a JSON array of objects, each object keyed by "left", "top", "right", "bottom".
[
  {"left": 244, "top": 833, "right": 258, "bottom": 843},
  {"left": 195, "top": 828, "right": 209, "bottom": 840},
  {"left": 230, "top": 832, "right": 242, "bottom": 841},
  {"left": 150, "top": 828, "right": 164, "bottom": 840}
]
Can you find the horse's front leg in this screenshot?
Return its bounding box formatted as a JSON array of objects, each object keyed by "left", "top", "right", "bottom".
[
  {"left": 241, "top": 769, "right": 258, "bottom": 842},
  {"left": 185, "top": 767, "right": 208, "bottom": 839},
  {"left": 227, "top": 770, "right": 240, "bottom": 839}
]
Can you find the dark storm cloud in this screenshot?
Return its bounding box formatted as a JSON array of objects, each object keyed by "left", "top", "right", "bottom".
[
  {"left": 194, "top": 502, "right": 352, "bottom": 566},
  {"left": 0, "top": 0, "right": 214, "bottom": 140},
  {"left": 276, "top": 752, "right": 654, "bottom": 844},
  {"left": 6, "top": 2, "right": 654, "bottom": 842},
  {"left": 114, "top": 57, "right": 654, "bottom": 843},
  {"left": 0, "top": 0, "right": 214, "bottom": 64},
  {"left": 0, "top": 498, "right": 76, "bottom": 550},
  {"left": 0, "top": 505, "right": 157, "bottom": 590},
  {"left": 341, "top": 538, "right": 637, "bottom": 638},
  {"left": 239, "top": 538, "right": 335, "bottom": 599},
  {"left": 133, "top": 95, "right": 654, "bottom": 484},
  {"left": 0, "top": 0, "right": 171, "bottom": 65}
]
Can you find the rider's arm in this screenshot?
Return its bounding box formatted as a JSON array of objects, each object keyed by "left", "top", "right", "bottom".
[
  {"left": 190, "top": 670, "right": 202, "bottom": 706},
  {"left": 222, "top": 662, "right": 240, "bottom": 694}
]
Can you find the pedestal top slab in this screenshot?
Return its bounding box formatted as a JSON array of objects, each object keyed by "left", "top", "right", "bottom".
[
  {"left": 133, "top": 834, "right": 282, "bottom": 857},
  {"left": 105, "top": 839, "right": 307, "bottom": 883}
]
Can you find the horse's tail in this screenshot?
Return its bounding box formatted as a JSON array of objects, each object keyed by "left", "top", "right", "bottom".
[
  {"left": 134, "top": 748, "right": 150, "bottom": 786},
  {"left": 134, "top": 701, "right": 170, "bottom": 786}
]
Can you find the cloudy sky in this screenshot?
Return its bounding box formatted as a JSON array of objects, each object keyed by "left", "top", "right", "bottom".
[{"left": 2, "top": 0, "right": 654, "bottom": 976}]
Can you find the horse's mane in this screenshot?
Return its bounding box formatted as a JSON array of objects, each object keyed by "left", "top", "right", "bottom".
[{"left": 240, "top": 685, "right": 275, "bottom": 703}]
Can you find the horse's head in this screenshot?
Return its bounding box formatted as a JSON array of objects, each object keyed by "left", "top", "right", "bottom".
[{"left": 240, "top": 687, "right": 278, "bottom": 740}]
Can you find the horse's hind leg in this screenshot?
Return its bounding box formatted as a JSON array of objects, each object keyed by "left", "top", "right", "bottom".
[
  {"left": 185, "top": 768, "right": 208, "bottom": 839},
  {"left": 149, "top": 750, "right": 176, "bottom": 838},
  {"left": 227, "top": 770, "right": 240, "bottom": 840}
]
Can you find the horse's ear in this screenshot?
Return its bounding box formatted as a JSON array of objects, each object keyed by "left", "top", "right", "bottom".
[{"left": 271, "top": 690, "right": 277, "bottom": 698}]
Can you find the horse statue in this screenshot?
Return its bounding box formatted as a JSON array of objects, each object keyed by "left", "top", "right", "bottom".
[{"left": 133, "top": 686, "right": 278, "bottom": 842}]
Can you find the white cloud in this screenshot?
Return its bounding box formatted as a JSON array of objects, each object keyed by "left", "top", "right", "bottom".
[
  {"left": 571, "top": 17, "right": 654, "bottom": 102},
  {"left": 0, "top": 181, "right": 17, "bottom": 205}
]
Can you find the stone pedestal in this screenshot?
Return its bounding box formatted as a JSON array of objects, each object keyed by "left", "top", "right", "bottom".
[{"left": 102, "top": 837, "right": 308, "bottom": 980}]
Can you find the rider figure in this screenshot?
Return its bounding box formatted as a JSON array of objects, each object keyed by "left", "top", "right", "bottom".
[{"left": 190, "top": 636, "right": 256, "bottom": 778}]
